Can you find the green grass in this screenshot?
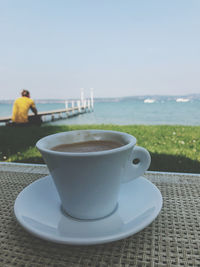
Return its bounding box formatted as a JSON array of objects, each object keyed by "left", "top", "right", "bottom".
[{"left": 1, "top": 124, "right": 200, "bottom": 173}]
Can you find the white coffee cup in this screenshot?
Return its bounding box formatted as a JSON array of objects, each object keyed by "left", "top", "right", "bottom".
[{"left": 36, "top": 130, "right": 151, "bottom": 220}]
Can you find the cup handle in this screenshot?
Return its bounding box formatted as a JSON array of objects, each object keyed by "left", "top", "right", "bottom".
[{"left": 123, "top": 146, "right": 151, "bottom": 183}]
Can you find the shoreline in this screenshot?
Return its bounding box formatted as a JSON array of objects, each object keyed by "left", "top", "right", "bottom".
[{"left": 1, "top": 124, "right": 200, "bottom": 174}]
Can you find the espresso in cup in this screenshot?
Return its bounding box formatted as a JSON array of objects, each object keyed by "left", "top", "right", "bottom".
[
  {"left": 51, "top": 140, "right": 124, "bottom": 153},
  {"left": 36, "top": 130, "right": 151, "bottom": 220}
]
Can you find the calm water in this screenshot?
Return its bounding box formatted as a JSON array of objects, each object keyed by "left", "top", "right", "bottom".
[{"left": 1, "top": 98, "right": 200, "bottom": 126}]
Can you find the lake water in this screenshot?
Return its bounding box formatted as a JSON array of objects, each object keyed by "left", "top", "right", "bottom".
[{"left": 1, "top": 97, "right": 200, "bottom": 126}]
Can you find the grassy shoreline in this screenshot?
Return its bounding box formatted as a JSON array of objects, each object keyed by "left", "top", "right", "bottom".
[{"left": 1, "top": 124, "right": 200, "bottom": 173}]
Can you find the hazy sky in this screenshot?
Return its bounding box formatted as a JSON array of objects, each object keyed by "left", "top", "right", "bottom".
[{"left": 0, "top": 0, "right": 200, "bottom": 100}]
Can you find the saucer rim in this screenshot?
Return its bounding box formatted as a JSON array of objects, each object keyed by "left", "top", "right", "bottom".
[{"left": 14, "top": 175, "right": 163, "bottom": 245}]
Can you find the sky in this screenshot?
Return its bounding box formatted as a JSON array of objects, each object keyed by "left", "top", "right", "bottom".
[{"left": 0, "top": 0, "right": 200, "bottom": 100}]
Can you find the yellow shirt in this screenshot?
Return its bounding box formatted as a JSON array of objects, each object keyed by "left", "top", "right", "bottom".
[{"left": 12, "top": 97, "right": 36, "bottom": 123}]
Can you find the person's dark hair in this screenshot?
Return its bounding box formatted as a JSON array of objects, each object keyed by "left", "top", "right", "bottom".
[{"left": 21, "top": 90, "right": 30, "bottom": 97}]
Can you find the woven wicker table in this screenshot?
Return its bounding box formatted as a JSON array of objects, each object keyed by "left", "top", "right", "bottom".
[{"left": 0, "top": 163, "right": 199, "bottom": 267}]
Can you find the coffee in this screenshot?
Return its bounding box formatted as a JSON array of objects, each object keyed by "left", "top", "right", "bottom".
[
  {"left": 37, "top": 130, "right": 151, "bottom": 220},
  {"left": 51, "top": 140, "right": 124, "bottom": 153}
]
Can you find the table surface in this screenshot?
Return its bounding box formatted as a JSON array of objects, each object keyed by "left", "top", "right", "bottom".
[{"left": 0, "top": 162, "right": 200, "bottom": 267}]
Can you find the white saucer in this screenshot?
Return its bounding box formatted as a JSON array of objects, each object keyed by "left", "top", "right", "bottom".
[{"left": 14, "top": 175, "right": 162, "bottom": 245}]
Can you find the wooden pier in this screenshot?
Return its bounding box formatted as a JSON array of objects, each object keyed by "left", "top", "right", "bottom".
[{"left": 0, "top": 90, "right": 94, "bottom": 125}]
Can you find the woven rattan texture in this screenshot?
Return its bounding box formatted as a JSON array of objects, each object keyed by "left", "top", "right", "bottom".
[{"left": 0, "top": 171, "right": 199, "bottom": 267}]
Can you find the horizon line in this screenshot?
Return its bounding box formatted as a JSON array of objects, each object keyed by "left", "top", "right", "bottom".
[{"left": 0, "top": 93, "right": 200, "bottom": 102}]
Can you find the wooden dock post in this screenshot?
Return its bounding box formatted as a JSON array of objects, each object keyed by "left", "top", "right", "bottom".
[
  {"left": 83, "top": 100, "right": 87, "bottom": 109},
  {"left": 65, "top": 101, "right": 69, "bottom": 117},
  {"left": 90, "top": 88, "right": 94, "bottom": 111},
  {"left": 80, "top": 88, "right": 84, "bottom": 108},
  {"left": 77, "top": 100, "right": 81, "bottom": 112},
  {"left": 71, "top": 100, "right": 74, "bottom": 115}
]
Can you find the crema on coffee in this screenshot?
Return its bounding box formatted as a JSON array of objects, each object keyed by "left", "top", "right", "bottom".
[{"left": 51, "top": 140, "right": 124, "bottom": 153}]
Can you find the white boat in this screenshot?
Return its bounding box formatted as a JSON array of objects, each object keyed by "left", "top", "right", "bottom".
[
  {"left": 144, "top": 99, "right": 156, "bottom": 103},
  {"left": 176, "top": 98, "right": 190, "bottom": 103}
]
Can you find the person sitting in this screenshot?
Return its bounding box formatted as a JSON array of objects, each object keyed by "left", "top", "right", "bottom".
[{"left": 11, "top": 90, "right": 41, "bottom": 126}]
